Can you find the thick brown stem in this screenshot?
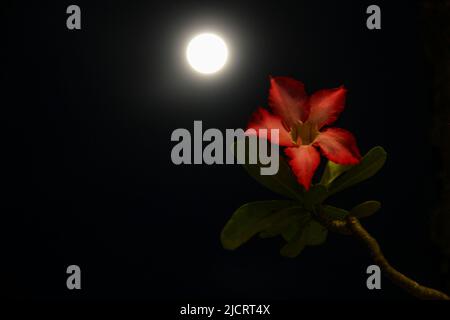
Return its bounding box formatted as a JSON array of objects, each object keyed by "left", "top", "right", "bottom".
[
  {"left": 315, "top": 210, "right": 450, "bottom": 300},
  {"left": 346, "top": 216, "right": 449, "bottom": 300}
]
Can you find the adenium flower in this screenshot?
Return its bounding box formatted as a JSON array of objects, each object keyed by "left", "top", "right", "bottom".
[{"left": 246, "top": 77, "right": 361, "bottom": 190}]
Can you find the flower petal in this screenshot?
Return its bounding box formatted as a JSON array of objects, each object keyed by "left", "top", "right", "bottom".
[
  {"left": 284, "top": 145, "right": 320, "bottom": 190},
  {"left": 313, "top": 128, "right": 361, "bottom": 165},
  {"left": 308, "top": 86, "right": 346, "bottom": 128},
  {"left": 246, "top": 107, "right": 294, "bottom": 146},
  {"left": 268, "top": 77, "right": 309, "bottom": 128}
]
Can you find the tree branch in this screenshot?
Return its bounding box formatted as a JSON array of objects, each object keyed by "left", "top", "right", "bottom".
[{"left": 315, "top": 210, "right": 450, "bottom": 300}]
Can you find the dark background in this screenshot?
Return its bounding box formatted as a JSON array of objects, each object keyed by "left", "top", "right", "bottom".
[{"left": 2, "top": 0, "right": 443, "bottom": 300}]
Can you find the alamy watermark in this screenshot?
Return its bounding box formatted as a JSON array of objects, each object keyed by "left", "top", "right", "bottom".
[
  {"left": 66, "top": 265, "right": 81, "bottom": 290},
  {"left": 170, "top": 121, "right": 280, "bottom": 175}
]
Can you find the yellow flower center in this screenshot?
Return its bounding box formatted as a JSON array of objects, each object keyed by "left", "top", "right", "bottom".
[{"left": 290, "top": 121, "right": 319, "bottom": 146}]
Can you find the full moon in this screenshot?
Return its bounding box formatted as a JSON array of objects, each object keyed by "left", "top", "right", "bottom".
[{"left": 186, "top": 33, "right": 228, "bottom": 75}]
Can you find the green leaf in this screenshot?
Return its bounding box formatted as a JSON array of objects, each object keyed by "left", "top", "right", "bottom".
[
  {"left": 221, "top": 200, "right": 296, "bottom": 250},
  {"left": 327, "top": 146, "right": 387, "bottom": 196},
  {"left": 320, "top": 161, "right": 353, "bottom": 185},
  {"left": 258, "top": 231, "right": 277, "bottom": 239},
  {"left": 259, "top": 206, "right": 307, "bottom": 238},
  {"left": 281, "top": 222, "right": 301, "bottom": 242},
  {"left": 304, "top": 184, "right": 328, "bottom": 209},
  {"left": 321, "top": 205, "right": 349, "bottom": 220},
  {"left": 232, "top": 139, "right": 303, "bottom": 201},
  {"left": 281, "top": 213, "right": 311, "bottom": 242},
  {"left": 306, "top": 220, "right": 328, "bottom": 245},
  {"left": 280, "top": 228, "right": 308, "bottom": 258},
  {"left": 280, "top": 219, "right": 327, "bottom": 257},
  {"left": 351, "top": 201, "right": 381, "bottom": 218}
]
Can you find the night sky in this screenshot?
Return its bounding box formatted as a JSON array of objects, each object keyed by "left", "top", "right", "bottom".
[{"left": 2, "top": 0, "right": 440, "bottom": 301}]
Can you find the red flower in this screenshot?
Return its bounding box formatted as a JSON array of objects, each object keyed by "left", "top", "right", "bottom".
[{"left": 246, "top": 77, "right": 361, "bottom": 190}]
